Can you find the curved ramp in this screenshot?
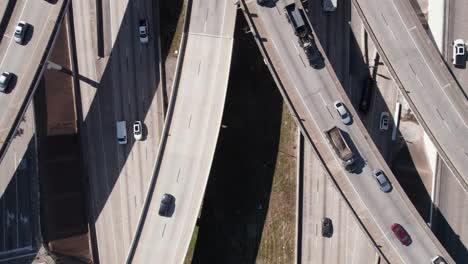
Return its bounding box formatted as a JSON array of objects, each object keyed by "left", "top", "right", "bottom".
[
  {"left": 241, "top": 0, "right": 453, "bottom": 263},
  {"left": 126, "top": 0, "right": 236, "bottom": 263},
  {"left": 352, "top": 0, "right": 468, "bottom": 190}
]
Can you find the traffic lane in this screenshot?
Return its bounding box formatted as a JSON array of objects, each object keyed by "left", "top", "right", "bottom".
[
  {"left": 190, "top": 0, "right": 231, "bottom": 36},
  {"left": 0, "top": 0, "right": 27, "bottom": 61},
  {"left": 73, "top": 0, "right": 163, "bottom": 262},
  {"left": 259, "top": 2, "right": 445, "bottom": 262},
  {"left": 131, "top": 34, "right": 233, "bottom": 263},
  {"left": 356, "top": 0, "right": 468, "bottom": 184},
  {"left": 301, "top": 144, "right": 377, "bottom": 264},
  {"left": 0, "top": 0, "right": 57, "bottom": 132}
]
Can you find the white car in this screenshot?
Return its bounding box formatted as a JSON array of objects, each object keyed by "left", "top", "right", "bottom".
[
  {"left": 431, "top": 256, "right": 446, "bottom": 264},
  {"left": 14, "top": 21, "right": 28, "bottom": 44},
  {"left": 133, "top": 121, "right": 142, "bottom": 140},
  {"left": 0, "top": 72, "right": 13, "bottom": 93},
  {"left": 334, "top": 101, "right": 351, "bottom": 125},
  {"left": 373, "top": 169, "right": 392, "bottom": 193},
  {"left": 138, "top": 19, "right": 149, "bottom": 44},
  {"left": 379, "top": 112, "right": 389, "bottom": 131},
  {"left": 453, "top": 39, "right": 465, "bottom": 67}
]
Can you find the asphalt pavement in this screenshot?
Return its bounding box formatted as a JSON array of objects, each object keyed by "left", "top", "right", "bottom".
[
  {"left": 71, "top": 0, "right": 165, "bottom": 263},
  {"left": 301, "top": 137, "right": 378, "bottom": 264}
]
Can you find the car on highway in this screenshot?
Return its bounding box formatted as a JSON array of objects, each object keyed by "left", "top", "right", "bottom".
[
  {"left": 159, "top": 193, "right": 174, "bottom": 217},
  {"left": 133, "top": 121, "right": 142, "bottom": 140},
  {"left": 380, "top": 112, "right": 389, "bottom": 131},
  {"left": 391, "top": 223, "right": 412, "bottom": 246},
  {"left": 321, "top": 217, "right": 333, "bottom": 237},
  {"left": 452, "top": 39, "right": 466, "bottom": 68},
  {"left": 334, "top": 101, "right": 351, "bottom": 125},
  {"left": 138, "top": 19, "right": 149, "bottom": 44},
  {"left": 116, "top": 121, "right": 127, "bottom": 145},
  {"left": 372, "top": 169, "right": 392, "bottom": 192},
  {"left": 14, "top": 21, "right": 29, "bottom": 45},
  {"left": 0, "top": 72, "right": 14, "bottom": 93},
  {"left": 359, "top": 77, "right": 374, "bottom": 113},
  {"left": 431, "top": 256, "right": 447, "bottom": 264}
]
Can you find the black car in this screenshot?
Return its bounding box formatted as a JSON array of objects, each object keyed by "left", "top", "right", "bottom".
[
  {"left": 257, "top": 0, "right": 268, "bottom": 6},
  {"left": 359, "top": 77, "right": 374, "bottom": 113},
  {"left": 321, "top": 217, "right": 333, "bottom": 237},
  {"left": 158, "top": 193, "right": 174, "bottom": 217}
]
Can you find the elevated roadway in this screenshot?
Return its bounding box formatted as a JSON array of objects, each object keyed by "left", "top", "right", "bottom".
[
  {"left": 352, "top": 0, "right": 468, "bottom": 190},
  {"left": 241, "top": 0, "right": 453, "bottom": 263},
  {"left": 0, "top": 0, "right": 69, "bottom": 192},
  {"left": 126, "top": 0, "right": 236, "bottom": 262}
]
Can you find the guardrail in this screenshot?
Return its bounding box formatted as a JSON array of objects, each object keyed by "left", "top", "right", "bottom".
[{"left": 124, "top": 0, "right": 193, "bottom": 262}]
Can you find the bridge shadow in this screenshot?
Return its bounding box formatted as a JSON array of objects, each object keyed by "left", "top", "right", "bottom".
[
  {"left": 432, "top": 202, "right": 468, "bottom": 263},
  {"left": 306, "top": 0, "right": 465, "bottom": 258},
  {"left": 190, "top": 12, "right": 283, "bottom": 263},
  {"left": 0, "top": 136, "right": 40, "bottom": 262}
]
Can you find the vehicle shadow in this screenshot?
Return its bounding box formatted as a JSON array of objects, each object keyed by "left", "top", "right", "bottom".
[
  {"left": 190, "top": 12, "right": 283, "bottom": 263},
  {"left": 24, "top": 24, "right": 34, "bottom": 46},
  {"left": 307, "top": 0, "right": 464, "bottom": 260}
]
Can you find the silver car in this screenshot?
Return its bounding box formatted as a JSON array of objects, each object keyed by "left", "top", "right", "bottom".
[
  {"left": 14, "top": 21, "right": 28, "bottom": 44},
  {"left": 373, "top": 169, "right": 392, "bottom": 193},
  {"left": 133, "top": 121, "right": 142, "bottom": 140},
  {"left": 334, "top": 101, "right": 352, "bottom": 125}
]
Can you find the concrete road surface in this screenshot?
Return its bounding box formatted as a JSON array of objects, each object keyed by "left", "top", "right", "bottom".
[
  {"left": 0, "top": 0, "right": 66, "bottom": 166},
  {"left": 301, "top": 138, "right": 378, "bottom": 264},
  {"left": 352, "top": 0, "right": 468, "bottom": 191},
  {"left": 247, "top": 0, "right": 452, "bottom": 262},
  {"left": 129, "top": 0, "right": 236, "bottom": 263},
  {"left": 71, "top": 0, "right": 164, "bottom": 263}
]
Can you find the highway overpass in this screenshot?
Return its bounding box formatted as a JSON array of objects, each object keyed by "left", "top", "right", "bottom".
[
  {"left": 241, "top": 0, "right": 453, "bottom": 263},
  {"left": 351, "top": 0, "right": 468, "bottom": 191},
  {"left": 0, "top": 0, "right": 69, "bottom": 193},
  {"left": 126, "top": 0, "right": 236, "bottom": 262}
]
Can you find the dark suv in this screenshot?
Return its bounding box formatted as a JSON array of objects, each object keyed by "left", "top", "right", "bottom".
[
  {"left": 158, "top": 193, "right": 175, "bottom": 217},
  {"left": 359, "top": 77, "right": 374, "bottom": 113},
  {"left": 321, "top": 217, "right": 333, "bottom": 237}
]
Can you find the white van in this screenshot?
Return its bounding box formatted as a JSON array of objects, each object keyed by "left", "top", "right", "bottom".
[
  {"left": 323, "top": 0, "right": 337, "bottom": 12},
  {"left": 116, "top": 121, "right": 127, "bottom": 144}
]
